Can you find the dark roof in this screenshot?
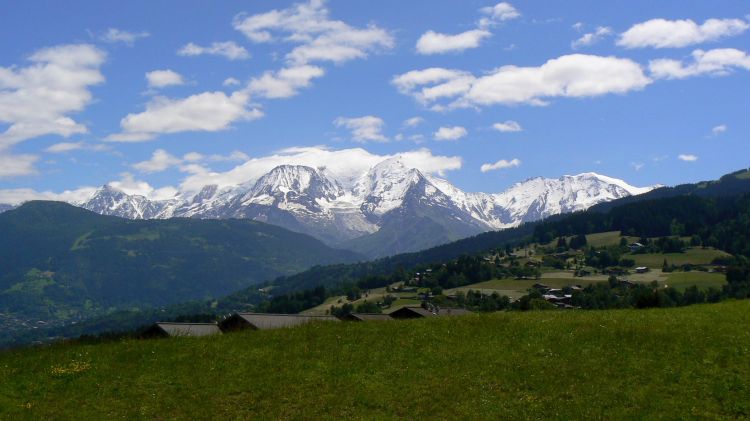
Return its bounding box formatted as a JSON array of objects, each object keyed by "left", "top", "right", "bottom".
[
  {"left": 223, "top": 313, "right": 340, "bottom": 330},
  {"left": 389, "top": 306, "right": 472, "bottom": 318},
  {"left": 342, "top": 313, "right": 393, "bottom": 322},
  {"left": 149, "top": 322, "right": 221, "bottom": 337}
]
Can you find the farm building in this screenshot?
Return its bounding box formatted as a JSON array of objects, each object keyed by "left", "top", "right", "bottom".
[
  {"left": 341, "top": 313, "right": 393, "bottom": 322},
  {"left": 142, "top": 322, "right": 221, "bottom": 338},
  {"left": 219, "top": 313, "right": 339, "bottom": 331},
  {"left": 635, "top": 266, "right": 649, "bottom": 274},
  {"left": 389, "top": 306, "right": 472, "bottom": 320}
]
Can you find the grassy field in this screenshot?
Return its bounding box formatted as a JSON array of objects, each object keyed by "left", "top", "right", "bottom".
[
  {"left": 632, "top": 248, "right": 731, "bottom": 268},
  {"left": 1, "top": 301, "right": 748, "bottom": 419}
]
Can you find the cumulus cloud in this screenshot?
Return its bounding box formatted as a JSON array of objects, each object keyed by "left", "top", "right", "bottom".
[
  {"left": 416, "top": 29, "right": 492, "bottom": 55},
  {"left": 133, "top": 149, "right": 183, "bottom": 173},
  {"left": 233, "top": 0, "right": 393, "bottom": 65},
  {"left": 178, "top": 146, "right": 462, "bottom": 194},
  {"left": 712, "top": 124, "right": 727, "bottom": 136},
  {"left": 678, "top": 154, "right": 698, "bottom": 162},
  {"left": 177, "top": 41, "right": 250, "bottom": 60},
  {"left": 480, "top": 158, "right": 521, "bottom": 172},
  {"left": 649, "top": 48, "right": 750, "bottom": 79},
  {"left": 571, "top": 26, "right": 612, "bottom": 49},
  {"left": 133, "top": 149, "right": 250, "bottom": 174},
  {"left": 434, "top": 126, "right": 467, "bottom": 141},
  {"left": 478, "top": 2, "right": 521, "bottom": 28},
  {"left": 618, "top": 18, "right": 749, "bottom": 49},
  {"left": 44, "top": 142, "right": 111, "bottom": 154},
  {"left": 492, "top": 120, "right": 522, "bottom": 132},
  {"left": 0, "top": 44, "right": 106, "bottom": 151},
  {"left": 107, "top": 173, "right": 178, "bottom": 200},
  {"left": 99, "top": 28, "right": 150, "bottom": 45},
  {"left": 107, "top": 91, "right": 262, "bottom": 142},
  {"left": 248, "top": 65, "right": 325, "bottom": 99},
  {"left": 393, "top": 54, "right": 651, "bottom": 109},
  {"left": 416, "top": 2, "right": 519, "bottom": 55},
  {"left": 403, "top": 117, "right": 424, "bottom": 128},
  {"left": 0, "top": 185, "right": 98, "bottom": 205},
  {"left": 146, "top": 69, "right": 185, "bottom": 88},
  {"left": 334, "top": 116, "right": 388, "bottom": 142},
  {"left": 223, "top": 77, "right": 241, "bottom": 87}
]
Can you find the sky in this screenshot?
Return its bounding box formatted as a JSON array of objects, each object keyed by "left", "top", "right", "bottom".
[{"left": 1, "top": 0, "right": 749, "bottom": 204}]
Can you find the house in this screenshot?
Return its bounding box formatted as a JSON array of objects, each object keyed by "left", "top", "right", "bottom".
[
  {"left": 142, "top": 322, "right": 221, "bottom": 338},
  {"left": 219, "top": 313, "right": 339, "bottom": 331},
  {"left": 635, "top": 266, "right": 649, "bottom": 274},
  {"left": 341, "top": 313, "right": 393, "bottom": 322},
  {"left": 389, "top": 306, "right": 472, "bottom": 319},
  {"left": 532, "top": 283, "right": 550, "bottom": 292},
  {"left": 629, "top": 243, "right": 645, "bottom": 253},
  {"left": 543, "top": 294, "right": 573, "bottom": 306}
]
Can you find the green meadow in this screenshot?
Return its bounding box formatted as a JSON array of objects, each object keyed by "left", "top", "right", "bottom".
[{"left": 1, "top": 301, "right": 748, "bottom": 419}]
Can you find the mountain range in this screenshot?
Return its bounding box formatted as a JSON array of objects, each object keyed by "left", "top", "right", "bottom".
[{"left": 2, "top": 158, "right": 656, "bottom": 258}]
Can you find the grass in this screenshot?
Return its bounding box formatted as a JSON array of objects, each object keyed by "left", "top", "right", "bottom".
[
  {"left": 632, "top": 248, "right": 731, "bottom": 268},
  {"left": 583, "top": 231, "right": 639, "bottom": 248},
  {"left": 1, "top": 301, "right": 748, "bottom": 419},
  {"left": 665, "top": 271, "right": 727, "bottom": 291}
]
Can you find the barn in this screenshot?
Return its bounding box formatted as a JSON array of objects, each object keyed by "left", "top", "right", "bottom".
[
  {"left": 219, "top": 313, "right": 340, "bottom": 331},
  {"left": 341, "top": 313, "right": 393, "bottom": 322},
  {"left": 142, "top": 322, "right": 222, "bottom": 338},
  {"left": 389, "top": 306, "right": 472, "bottom": 320}
]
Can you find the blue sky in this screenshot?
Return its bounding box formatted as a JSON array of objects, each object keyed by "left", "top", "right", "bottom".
[{"left": 0, "top": 0, "right": 748, "bottom": 203}]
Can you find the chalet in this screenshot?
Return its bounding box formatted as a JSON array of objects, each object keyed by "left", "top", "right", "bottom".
[
  {"left": 142, "top": 322, "right": 221, "bottom": 338},
  {"left": 635, "top": 266, "right": 649, "bottom": 274},
  {"left": 543, "top": 294, "right": 573, "bottom": 306},
  {"left": 389, "top": 306, "right": 472, "bottom": 319},
  {"left": 219, "top": 313, "right": 339, "bottom": 332},
  {"left": 341, "top": 313, "right": 393, "bottom": 322},
  {"left": 532, "top": 283, "right": 550, "bottom": 292}
]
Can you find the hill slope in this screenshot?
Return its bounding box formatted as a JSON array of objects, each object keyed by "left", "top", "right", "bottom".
[
  {"left": 0, "top": 201, "right": 362, "bottom": 339},
  {"left": 1, "top": 301, "right": 748, "bottom": 419}
]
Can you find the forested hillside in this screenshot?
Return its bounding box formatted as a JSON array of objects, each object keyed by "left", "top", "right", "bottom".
[{"left": 0, "top": 202, "right": 362, "bottom": 346}]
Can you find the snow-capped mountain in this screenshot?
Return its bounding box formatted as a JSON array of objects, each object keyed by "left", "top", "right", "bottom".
[{"left": 77, "top": 159, "right": 656, "bottom": 257}]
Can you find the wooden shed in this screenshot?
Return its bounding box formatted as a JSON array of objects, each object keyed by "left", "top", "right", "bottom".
[
  {"left": 389, "top": 306, "right": 472, "bottom": 320},
  {"left": 219, "top": 313, "right": 339, "bottom": 331},
  {"left": 341, "top": 313, "right": 393, "bottom": 322},
  {"left": 142, "top": 322, "right": 221, "bottom": 338}
]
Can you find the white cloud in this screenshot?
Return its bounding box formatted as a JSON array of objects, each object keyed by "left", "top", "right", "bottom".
[
  {"left": 146, "top": 69, "right": 184, "bottom": 88},
  {"left": 0, "top": 185, "right": 97, "bottom": 205},
  {"left": 178, "top": 146, "right": 462, "bottom": 194},
  {"left": 107, "top": 91, "right": 262, "bottom": 142},
  {"left": 177, "top": 41, "right": 250, "bottom": 60},
  {"left": 434, "top": 126, "right": 467, "bottom": 141},
  {"left": 618, "top": 18, "right": 749, "bottom": 49},
  {"left": 403, "top": 117, "right": 424, "bottom": 128},
  {"left": 44, "top": 142, "right": 85, "bottom": 153},
  {"left": 334, "top": 116, "right": 388, "bottom": 142},
  {"left": 248, "top": 65, "right": 325, "bottom": 98},
  {"left": 133, "top": 149, "right": 183, "bottom": 173},
  {"left": 100, "top": 28, "right": 149, "bottom": 45},
  {"left": 223, "top": 77, "right": 241, "bottom": 87},
  {"left": 712, "top": 124, "right": 727, "bottom": 136},
  {"left": 478, "top": 2, "right": 521, "bottom": 28},
  {"left": 492, "top": 120, "right": 523, "bottom": 132},
  {"left": 678, "top": 154, "right": 698, "bottom": 162},
  {"left": 233, "top": 0, "right": 393, "bottom": 65},
  {"left": 0, "top": 152, "right": 38, "bottom": 178},
  {"left": 631, "top": 162, "right": 645, "bottom": 171},
  {"left": 416, "top": 29, "right": 492, "bottom": 55},
  {"left": 649, "top": 48, "right": 750, "bottom": 79},
  {"left": 571, "top": 26, "right": 612, "bottom": 49},
  {"left": 572, "top": 22, "right": 584, "bottom": 32},
  {"left": 393, "top": 54, "right": 651, "bottom": 108},
  {"left": 133, "top": 149, "right": 251, "bottom": 174},
  {"left": 416, "top": 2, "right": 519, "bottom": 55},
  {"left": 480, "top": 158, "right": 521, "bottom": 172},
  {"left": 0, "top": 44, "right": 106, "bottom": 151}
]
